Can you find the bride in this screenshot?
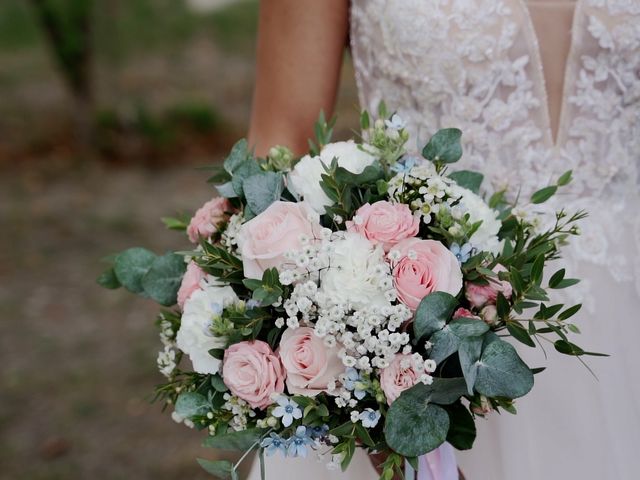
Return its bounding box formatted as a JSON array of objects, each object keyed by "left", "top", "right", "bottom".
[{"left": 244, "top": 0, "right": 640, "bottom": 479}]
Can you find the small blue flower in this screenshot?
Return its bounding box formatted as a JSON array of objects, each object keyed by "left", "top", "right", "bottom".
[
  {"left": 343, "top": 368, "right": 367, "bottom": 400},
  {"left": 385, "top": 113, "right": 406, "bottom": 130},
  {"left": 391, "top": 155, "right": 419, "bottom": 174},
  {"left": 308, "top": 424, "right": 329, "bottom": 440},
  {"left": 286, "top": 426, "right": 314, "bottom": 458},
  {"left": 272, "top": 397, "right": 302, "bottom": 427},
  {"left": 359, "top": 408, "right": 381, "bottom": 429},
  {"left": 450, "top": 242, "right": 473, "bottom": 264},
  {"left": 260, "top": 432, "right": 287, "bottom": 457}
]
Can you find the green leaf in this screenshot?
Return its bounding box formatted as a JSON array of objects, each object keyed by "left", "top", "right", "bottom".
[
  {"left": 475, "top": 338, "right": 534, "bottom": 398},
  {"left": 530, "top": 253, "right": 545, "bottom": 285},
  {"left": 243, "top": 172, "right": 284, "bottom": 215},
  {"left": 97, "top": 267, "right": 121, "bottom": 289},
  {"left": 557, "top": 170, "right": 573, "bottom": 186},
  {"left": 334, "top": 162, "right": 385, "bottom": 185},
  {"left": 231, "top": 160, "right": 263, "bottom": 197},
  {"left": 355, "top": 423, "right": 376, "bottom": 448},
  {"left": 496, "top": 292, "right": 510, "bottom": 319},
  {"left": 419, "top": 377, "right": 469, "bottom": 405},
  {"left": 445, "top": 401, "right": 476, "bottom": 450},
  {"left": 506, "top": 322, "right": 536, "bottom": 347},
  {"left": 558, "top": 304, "right": 581, "bottom": 320},
  {"left": 203, "top": 428, "right": 267, "bottom": 451},
  {"left": 211, "top": 374, "right": 228, "bottom": 392},
  {"left": 548, "top": 268, "right": 566, "bottom": 288},
  {"left": 422, "top": 128, "right": 463, "bottom": 164},
  {"left": 428, "top": 328, "right": 460, "bottom": 364},
  {"left": 224, "top": 139, "right": 250, "bottom": 174},
  {"left": 141, "top": 253, "right": 187, "bottom": 306},
  {"left": 175, "top": 392, "right": 210, "bottom": 419},
  {"left": 113, "top": 247, "right": 157, "bottom": 294},
  {"left": 551, "top": 278, "right": 580, "bottom": 289},
  {"left": 458, "top": 336, "right": 483, "bottom": 395},
  {"left": 197, "top": 459, "right": 233, "bottom": 479},
  {"left": 414, "top": 292, "right": 458, "bottom": 340},
  {"left": 360, "top": 110, "right": 370, "bottom": 130},
  {"left": 161, "top": 216, "right": 189, "bottom": 231},
  {"left": 448, "top": 170, "right": 484, "bottom": 194},
  {"left": 554, "top": 340, "right": 585, "bottom": 356},
  {"left": 385, "top": 392, "right": 449, "bottom": 456},
  {"left": 341, "top": 437, "right": 356, "bottom": 471},
  {"left": 530, "top": 185, "right": 558, "bottom": 204},
  {"left": 449, "top": 318, "right": 490, "bottom": 337}
]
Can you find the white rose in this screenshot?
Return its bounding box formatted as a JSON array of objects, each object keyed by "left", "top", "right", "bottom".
[
  {"left": 288, "top": 140, "right": 377, "bottom": 214},
  {"left": 448, "top": 184, "right": 503, "bottom": 254},
  {"left": 176, "top": 282, "right": 239, "bottom": 374},
  {"left": 320, "top": 232, "right": 390, "bottom": 309}
]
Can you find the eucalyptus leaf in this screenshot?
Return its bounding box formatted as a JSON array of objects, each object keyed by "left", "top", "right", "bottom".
[
  {"left": 385, "top": 388, "right": 450, "bottom": 457},
  {"left": 449, "top": 318, "right": 490, "bottom": 337},
  {"left": 113, "top": 247, "right": 157, "bottom": 294},
  {"left": 243, "top": 172, "right": 284, "bottom": 215},
  {"left": 142, "top": 253, "right": 187, "bottom": 306},
  {"left": 422, "top": 128, "right": 463, "bottom": 164},
  {"left": 428, "top": 327, "right": 460, "bottom": 364},
  {"left": 458, "top": 336, "right": 483, "bottom": 395},
  {"left": 448, "top": 170, "right": 483, "bottom": 194},
  {"left": 224, "top": 139, "right": 250, "bottom": 174},
  {"left": 231, "top": 160, "right": 262, "bottom": 197},
  {"left": 216, "top": 181, "right": 238, "bottom": 198},
  {"left": 175, "top": 392, "right": 210, "bottom": 419},
  {"left": 475, "top": 338, "right": 534, "bottom": 398},
  {"left": 97, "top": 267, "right": 121, "bottom": 289},
  {"left": 445, "top": 401, "right": 476, "bottom": 450},
  {"left": 414, "top": 292, "right": 458, "bottom": 340}
]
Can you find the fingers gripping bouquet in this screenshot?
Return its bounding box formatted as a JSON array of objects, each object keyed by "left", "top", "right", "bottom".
[{"left": 99, "top": 105, "right": 596, "bottom": 480}]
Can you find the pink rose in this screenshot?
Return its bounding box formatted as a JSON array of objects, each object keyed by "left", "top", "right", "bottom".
[
  {"left": 237, "top": 201, "right": 322, "bottom": 279},
  {"left": 177, "top": 262, "right": 207, "bottom": 309},
  {"left": 187, "top": 197, "right": 233, "bottom": 243},
  {"left": 453, "top": 307, "right": 479, "bottom": 320},
  {"left": 380, "top": 354, "right": 423, "bottom": 404},
  {"left": 222, "top": 340, "right": 285, "bottom": 409},
  {"left": 391, "top": 238, "right": 463, "bottom": 310},
  {"left": 346, "top": 201, "right": 420, "bottom": 252},
  {"left": 279, "top": 327, "right": 344, "bottom": 396},
  {"left": 465, "top": 265, "right": 512, "bottom": 308}
]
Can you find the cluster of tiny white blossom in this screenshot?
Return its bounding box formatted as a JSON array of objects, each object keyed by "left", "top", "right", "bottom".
[
  {"left": 278, "top": 229, "right": 434, "bottom": 409},
  {"left": 220, "top": 213, "right": 244, "bottom": 250},
  {"left": 387, "top": 162, "right": 457, "bottom": 224},
  {"left": 156, "top": 317, "right": 178, "bottom": 378},
  {"left": 222, "top": 393, "right": 256, "bottom": 431},
  {"left": 388, "top": 160, "right": 502, "bottom": 254}
]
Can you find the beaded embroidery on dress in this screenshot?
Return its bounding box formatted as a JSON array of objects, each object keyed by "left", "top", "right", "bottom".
[{"left": 351, "top": 0, "right": 640, "bottom": 303}]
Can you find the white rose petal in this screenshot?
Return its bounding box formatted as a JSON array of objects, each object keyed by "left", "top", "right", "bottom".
[{"left": 176, "top": 283, "right": 238, "bottom": 374}]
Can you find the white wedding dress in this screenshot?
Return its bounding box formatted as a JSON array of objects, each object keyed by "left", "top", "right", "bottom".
[{"left": 249, "top": 1, "right": 640, "bottom": 479}]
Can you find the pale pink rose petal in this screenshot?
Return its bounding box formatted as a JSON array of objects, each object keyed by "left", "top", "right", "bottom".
[{"left": 222, "top": 340, "right": 285, "bottom": 409}]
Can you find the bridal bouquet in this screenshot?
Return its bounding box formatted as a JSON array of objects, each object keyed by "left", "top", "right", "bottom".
[{"left": 99, "top": 106, "right": 595, "bottom": 479}]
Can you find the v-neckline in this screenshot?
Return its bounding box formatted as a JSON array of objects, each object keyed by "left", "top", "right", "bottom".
[{"left": 518, "top": 0, "right": 582, "bottom": 149}]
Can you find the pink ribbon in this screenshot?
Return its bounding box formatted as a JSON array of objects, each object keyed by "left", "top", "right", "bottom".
[{"left": 416, "top": 442, "right": 458, "bottom": 480}]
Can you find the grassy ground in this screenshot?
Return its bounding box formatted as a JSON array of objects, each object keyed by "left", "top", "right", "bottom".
[{"left": 0, "top": 1, "right": 360, "bottom": 478}]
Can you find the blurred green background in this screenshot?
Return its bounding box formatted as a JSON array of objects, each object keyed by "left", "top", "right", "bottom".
[{"left": 0, "top": 1, "right": 357, "bottom": 478}]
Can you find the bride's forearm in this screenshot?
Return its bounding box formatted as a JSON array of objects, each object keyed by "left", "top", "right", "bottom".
[{"left": 248, "top": 0, "right": 349, "bottom": 156}]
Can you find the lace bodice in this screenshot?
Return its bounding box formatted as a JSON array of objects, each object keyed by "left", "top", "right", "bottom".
[{"left": 350, "top": 0, "right": 640, "bottom": 298}]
